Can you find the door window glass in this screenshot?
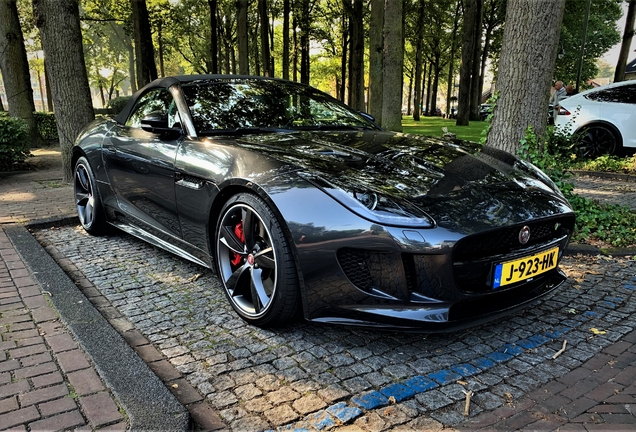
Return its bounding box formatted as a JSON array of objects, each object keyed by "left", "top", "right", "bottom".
[{"left": 126, "top": 89, "right": 178, "bottom": 128}]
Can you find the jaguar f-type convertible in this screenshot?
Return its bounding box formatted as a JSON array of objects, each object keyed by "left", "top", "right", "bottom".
[{"left": 73, "top": 75, "right": 574, "bottom": 331}]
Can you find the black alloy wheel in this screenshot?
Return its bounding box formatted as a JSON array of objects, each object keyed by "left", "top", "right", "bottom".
[
  {"left": 215, "top": 193, "right": 300, "bottom": 326},
  {"left": 579, "top": 125, "right": 620, "bottom": 158},
  {"left": 74, "top": 156, "right": 108, "bottom": 235}
]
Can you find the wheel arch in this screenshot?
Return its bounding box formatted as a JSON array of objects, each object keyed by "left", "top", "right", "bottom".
[
  {"left": 207, "top": 180, "right": 309, "bottom": 319},
  {"left": 574, "top": 120, "right": 624, "bottom": 150}
]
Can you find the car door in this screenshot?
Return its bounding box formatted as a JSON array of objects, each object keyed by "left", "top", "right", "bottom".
[
  {"left": 588, "top": 84, "right": 636, "bottom": 148},
  {"left": 102, "top": 87, "right": 183, "bottom": 239}
]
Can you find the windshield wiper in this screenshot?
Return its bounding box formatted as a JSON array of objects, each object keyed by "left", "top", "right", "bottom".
[{"left": 199, "top": 127, "right": 294, "bottom": 136}]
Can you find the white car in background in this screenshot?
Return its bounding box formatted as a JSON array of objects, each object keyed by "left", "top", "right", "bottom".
[{"left": 555, "top": 80, "right": 636, "bottom": 157}]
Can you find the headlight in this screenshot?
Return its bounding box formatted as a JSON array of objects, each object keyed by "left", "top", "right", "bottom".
[{"left": 298, "top": 173, "right": 435, "bottom": 228}]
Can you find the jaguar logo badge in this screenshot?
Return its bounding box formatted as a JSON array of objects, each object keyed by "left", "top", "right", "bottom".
[{"left": 519, "top": 226, "right": 531, "bottom": 245}]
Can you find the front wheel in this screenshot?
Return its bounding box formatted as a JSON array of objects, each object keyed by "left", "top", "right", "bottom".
[
  {"left": 215, "top": 193, "right": 300, "bottom": 327},
  {"left": 578, "top": 125, "right": 621, "bottom": 158},
  {"left": 74, "top": 156, "right": 109, "bottom": 235}
]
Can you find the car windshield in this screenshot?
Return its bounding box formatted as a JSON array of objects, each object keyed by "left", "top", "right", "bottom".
[{"left": 181, "top": 78, "right": 376, "bottom": 135}]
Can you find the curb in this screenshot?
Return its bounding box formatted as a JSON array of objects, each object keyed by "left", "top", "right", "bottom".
[
  {"left": 5, "top": 224, "right": 190, "bottom": 431},
  {"left": 571, "top": 169, "right": 636, "bottom": 181}
]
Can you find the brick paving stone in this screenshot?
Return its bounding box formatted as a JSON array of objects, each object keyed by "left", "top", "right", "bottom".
[
  {"left": 80, "top": 392, "right": 124, "bottom": 427},
  {"left": 15, "top": 336, "right": 44, "bottom": 347},
  {"left": 8, "top": 343, "right": 47, "bottom": 359},
  {"left": 13, "top": 361, "right": 57, "bottom": 380},
  {"left": 19, "top": 352, "right": 52, "bottom": 367},
  {"left": 0, "top": 359, "right": 20, "bottom": 373},
  {"left": 614, "top": 366, "right": 636, "bottom": 386},
  {"left": 30, "top": 305, "right": 58, "bottom": 323},
  {"left": 0, "top": 396, "right": 18, "bottom": 415},
  {"left": 558, "top": 396, "right": 598, "bottom": 419},
  {"left": 0, "top": 405, "right": 39, "bottom": 429},
  {"left": 28, "top": 410, "right": 85, "bottom": 431},
  {"left": 31, "top": 371, "right": 64, "bottom": 388},
  {"left": 67, "top": 368, "right": 105, "bottom": 396},
  {"left": 44, "top": 333, "right": 77, "bottom": 353},
  {"left": 19, "top": 383, "right": 68, "bottom": 406},
  {"left": 38, "top": 396, "right": 78, "bottom": 417},
  {"left": 0, "top": 380, "right": 30, "bottom": 399},
  {"left": 55, "top": 349, "right": 90, "bottom": 373}
]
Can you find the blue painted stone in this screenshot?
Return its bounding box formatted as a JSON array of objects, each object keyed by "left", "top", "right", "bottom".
[
  {"left": 473, "top": 357, "right": 496, "bottom": 370},
  {"left": 544, "top": 326, "right": 571, "bottom": 339},
  {"left": 351, "top": 391, "right": 389, "bottom": 410},
  {"left": 606, "top": 296, "right": 624, "bottom": 303},
  {"left": 404, "top": 375, "right": 438, "bottom": 393},
  {"left": 583, "top": 310, "right": 598, "bottom": 318},
  {"left": 427, "top": 369, "right": 462, "bottom": 385},
  {"left": 306, "top": 411, "right": 335, "bottom": 431},
  {"left": 452, "top": 363, "right": 481, "bottom": 377},
  {"left": 326, "top": 402, "right": 363, "bottom": 423},
  {"left": 379, "top": 383, "right": 416, "bottom": 402},
  {"left": 528, "top": 334, "right": 551, "bottom": 345},
  {"left": 487, "top": 351, "right": 513, "bottom": 363},
  {"left": 500, "top": 344, "right": 524, "bottom": 355},
  {"left": 624, "top": 284, "right": 636, "bottom": 290},
  {"left": 602, "top": 301, "right": 616, "bottom": 309},
  {"left": 516, "top": 338, "right": 539, "bottom": 350}
]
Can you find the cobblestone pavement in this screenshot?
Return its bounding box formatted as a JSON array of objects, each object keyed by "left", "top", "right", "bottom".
[
  {"left": 571, "top": 173, "right": 636, "bottom": 209},
  {"left": 34, "top": 224, "right": 636, "bottom": 431},
  {"left": 0, "top": 229, "right": 126, "bottom": 431}
]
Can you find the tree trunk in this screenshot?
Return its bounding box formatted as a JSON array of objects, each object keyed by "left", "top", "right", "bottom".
[
  {"left": 208, "top": 0, "right": 218, "bottom": 74},
  {"left": 446, "top": 0, "right": 461, "bottom": 117},
  {"left": 347, "top": 0, "right": 364, "bottom": 111},
  {"left": 157, "top": 22, "right": 165, "bottom": 77},
  {"left": 0, "top": 0, "right": 43, "bottom": 146},
  {"left": 456, "top": 0, "right": 477, "bottom": 126},
  {"left": 368, "top": 0, "right": 384, "bottom": 123},
  {"left": 406, "top": 69, "right": 413, "bottom": 116},
  {"left": 283, "top": 0, "right": 290, "bottom": 80},
  {"left": 293, "top": 13, "right": 298, "bottom": 81},
  {"left": 425, "top": 63, "right": 432, "bottom": 115},
  {"left": 299, "top": 0, "right": 311, "bottom": 85},
  {"left": 126, "top": 39, "right": 137, "bottom": 93},
  {"left": 44, "top": 59, "right": 53, "bottom": 111},
  {"left": 237, "top": 0, "right": 249, "bottom": 74},
  {"left": 340, "top": 14, "right": 348, "bottom": 102},
  {"left": 469, "top": 0, "right": 483, "bottom": 121},
  {"left": 615, "top": 0, "right": 636, "bottom": 82},
  {"left": 413, "top": 0, "right": 425, "bottom": 121},
  {"left": 487, "top": 0, "right": 565, "bottom": 153},
  {"left": 259, "top": 0, "right": 271, "bottom": 76},
  {"left": 381, "top": 0, "right": 403, "bottom": 131},
  {"left": 33, "top": 0, "right": 95, "bottom": 182},
  {"left": 130, "top": 0, "right": 157, "bottom": 89}
]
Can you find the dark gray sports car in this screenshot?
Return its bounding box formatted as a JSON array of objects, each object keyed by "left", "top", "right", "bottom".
[{"left": 73, "top": 75, "right": 575, "bottom": 331}]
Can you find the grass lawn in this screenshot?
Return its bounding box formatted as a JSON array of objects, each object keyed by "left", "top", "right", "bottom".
[{"left": 401, "top": 116, "right": 489, "bottom": 143}]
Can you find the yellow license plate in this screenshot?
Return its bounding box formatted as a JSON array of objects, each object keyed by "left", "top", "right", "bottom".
[{"left": 493, "top": 246, "right": 559, "bottom": 288}]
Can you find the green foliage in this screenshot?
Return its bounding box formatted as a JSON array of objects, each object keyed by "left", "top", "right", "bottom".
[
  {"left": 518, "top": 125, "right": 636, "bottom": 248},
  {"left": 402, "top": 116, "right": 489, "bottom": 143},
  {"left": 33, "top": 112, "right": 58, "bottom": 141},
  {"left": 0, "top": 117, "right": 32, "bottom": 170},
  {"left": 107, "top": 96, "right": 131, "bottom": 114},
  {"left": 572, "top": 154, "right": 636, "bottom": 174}
]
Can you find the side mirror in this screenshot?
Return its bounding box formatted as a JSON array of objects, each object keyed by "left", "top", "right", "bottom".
[
  {"left": 140, "top": 112, "right": 182, "bottom": 139},
  {"left": 359, "top": 112, "right": 376, "bottom": 123}
]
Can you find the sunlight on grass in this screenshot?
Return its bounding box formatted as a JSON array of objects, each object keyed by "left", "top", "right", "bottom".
[{"left": 401, "top": 116, "right": 489, "bottom": 143}]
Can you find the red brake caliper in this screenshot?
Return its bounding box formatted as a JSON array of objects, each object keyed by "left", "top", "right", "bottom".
[{"left": 231, "top": 221, "right": 245, "bottom": 266}]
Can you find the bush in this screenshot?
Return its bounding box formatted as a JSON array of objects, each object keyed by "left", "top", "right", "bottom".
[
  {"left": 0, "top": 117, "right": 31, "bottom": 170},
  {"left": 34, "top": 112, "right": 58, "bottom": 141},
  {"left": 107, "top": 96, "right": 131, "bottom": 115}
]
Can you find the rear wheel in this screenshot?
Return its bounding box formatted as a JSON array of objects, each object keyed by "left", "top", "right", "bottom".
[
  {"left": 579, "top": 125, "right": 621, "bottom": 158},
  {"left": 74, "top": 156, "right": 109, "bottom": 235},
  {"left": 215, "top": 193, "right": 300, "bottom": 327}
]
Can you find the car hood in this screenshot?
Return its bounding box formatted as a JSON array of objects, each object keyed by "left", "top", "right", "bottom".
[{"left": 235, "top": 130, "right": 572, "bottom": 232}]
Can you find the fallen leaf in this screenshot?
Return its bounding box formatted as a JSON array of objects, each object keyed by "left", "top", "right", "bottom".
[
  {"left": 388, "top": 396, "right": 396, "bottom": 404},
  {"left": 172, "top": 384, "right": 179, "bottom": 388},
  {"left": 590, "top": 328, "right": 607, "bottom": 335},
  {"left": 457, "top": 380, "right": 468, "bottom": 386}
]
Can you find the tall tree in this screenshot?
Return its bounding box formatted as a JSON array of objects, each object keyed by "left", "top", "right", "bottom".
[
  {"left": 456, "top": 0, "right": 478, "bottom": 126},
  {"left": 487, "top": 0, "right": 565, "bottom": 153},
  {"left": 381, "top": 0, "right": 403, "bottom": 131},
  {"left": 33, "top": 0, "right": 95, "bottom": 182},
  {"left": 237, "top": 0, "right": 249, "bottom": 74},
  {"left": 615, "top": 0, "right": 636, "bottom": 82},
  {"left": 368, "top": 0, "right": 384, "bottom": 122},
  {"left": 445, "top": 0, "right": 461, "bottom": 117},
  {"left": 259, "top": 0, "right": 272, "bottom": 76},
  {"left": 346, "top": 0, "right": 364, "bottom": 110},
  {"left": 0, "top": 0, "right": 42, "bottom": 146},
  {"left": 412, "top": 0, "right": 425, "bottom": 121},
  {"left": 469, "top": 0, "right": 483, "bottom": 120},
  {"left": 131, "top": 0, "right": 157, "bottom": 88},
  {"left": 208, "top": 0, "right": 219, "bottom": 74},
  {"left": 282, "top": 0, "right": 290, "bottom": 79}
]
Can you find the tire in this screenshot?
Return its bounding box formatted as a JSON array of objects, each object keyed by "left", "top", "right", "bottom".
[
  {"left": 74, "top": 156, "right": 109, "bottom": 235},
  {"left": 215, "top": 193, "right": 300, "bottom": 327},
  {"left": 578, "top": 125, "right": 621, "bottom": 158}
]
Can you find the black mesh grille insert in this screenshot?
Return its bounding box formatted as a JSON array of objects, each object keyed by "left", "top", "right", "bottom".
[
  {"left": 453, "top": 215, "right": 575, "bottom": 262},
  {"left": 337, "top": 249, "right": 374, "bottom": 292}
]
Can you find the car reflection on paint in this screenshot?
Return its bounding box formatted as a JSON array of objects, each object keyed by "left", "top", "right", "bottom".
[{"left": 72, "top": 74, "right": 575, "bottom": 331}]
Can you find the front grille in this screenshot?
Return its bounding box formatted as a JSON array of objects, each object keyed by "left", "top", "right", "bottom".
[
  {"left": 337, "top": 248, "right": 374, "bottom": 292},
  {"left": 453, "top": 215, "right": 575, "bottom": 262},
  {"left": 452, "top": 215, "right": 574, "bottom": 293}
]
